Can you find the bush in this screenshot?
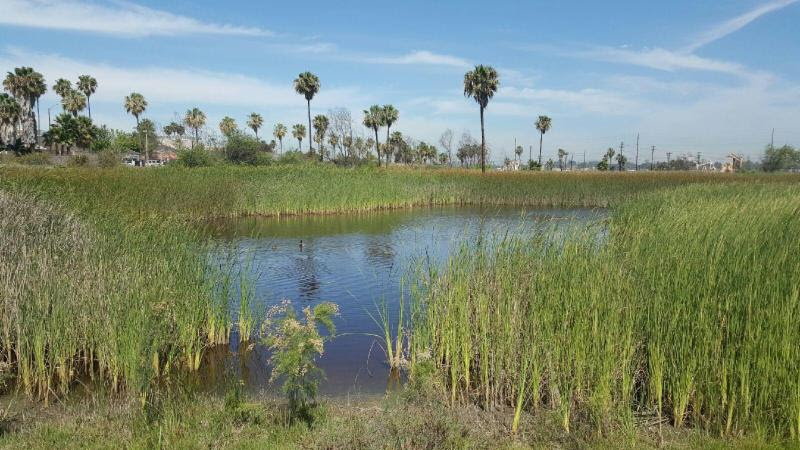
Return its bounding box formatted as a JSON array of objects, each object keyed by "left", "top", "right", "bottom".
[
  {"left": 176, "top": 146, "right": 212, "bottom": 167},
  {"left": 67, "top": 154, "right": 90, "bottom": 167},
  {"left": 98, "top": 151, "right": 120, "bottom": 168},
  {"left": 224, "top": 132, "right": 263, "bottom": 165},
  {"left": 527, "top": 160, "right": 542, "bottom": 170}
]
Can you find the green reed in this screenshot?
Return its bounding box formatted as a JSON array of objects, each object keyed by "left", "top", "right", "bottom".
[{"left": 410, "top": 182, "right": 800, "bottom": 440}]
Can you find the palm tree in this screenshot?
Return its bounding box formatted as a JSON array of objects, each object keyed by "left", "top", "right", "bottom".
[
  {"left": 363, "top": 105, "right": 383, "bottom": 166},
  {"left": 137, "top": 118, "right": 157, "bottom": 162},
  {"left": 219, "top": 116, "right": 237, "bottom": 137},
  {"left": 292, "top": 124, "right": 306, "bottom": 150},
  {"left": 76, "top": 75, "right": 97, "bottom": 119},
  {"left": 463, "top": 65, "right": 499, "bottom": 173},
  {"left": 515, "top": 145, "right": 523, "bottom": 162},
  {"left": 557, "top": 148, "right": 567, "bottom": 171},
  {"left": 535, "top": 115, "right": 552, "bottom": 166},
  {"left": 124, "top": 92, "right": 147, "bottom": 129},
  {"left": 163, "top": 121, "right": 186, "bottom": 147},
  {"left": 312, "top": 114, "right": 329, "bottom": 161},
  {"left": 247, "top": 113, "right": 263, "bottom": 139},
  {"left": 327, "top": 133, "right": 339, "bottom": 158},
  {"left": 62, "top": 89, "right": 87, "bottom": 117},
  {"left": 183, "top": 108, "right": 206, "bottom": 148},
  {"left": 605, "top": 147, "right": 616, "bottom": 171},
  {"left": 382, "top": 105, "right": 399, "bottom": 160},
  {"left": 273, "top": 123, "right": 287, "bottom": 153},
  {"left": 0, "top": 93, "right": 21, "bottom": 147},
  {"left": 53, "top": 78, "right": 72, "bottom": 99},
  {"left": 293, "top": 71, "right": 320, "bottom": 153},
  {"left": 388, "top": 131, "right": 403, "bottom": 165},
  {"left": 4, "top": 67, "right": 46, "bottom": 146}
]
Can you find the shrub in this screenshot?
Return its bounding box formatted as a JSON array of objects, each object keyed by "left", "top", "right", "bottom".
[
  {"left": 67, "top": 154, "right": 90, "bottom": 167},
  {"left": 176, "top": 146, "right": 212, "bottom": 167},
  {"left": 262, "top": 300, "right": 339, "bottom": 424},
  {"left": 98, "top": 151, "right": 120, "bottom": 168},
  {"left": 225, "top": 132, "right": 263, "bottom": 165}
]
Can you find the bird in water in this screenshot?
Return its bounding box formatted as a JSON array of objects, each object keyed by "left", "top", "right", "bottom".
[{"left": 299, "top": 239, "right": 304, "bottom": 250}]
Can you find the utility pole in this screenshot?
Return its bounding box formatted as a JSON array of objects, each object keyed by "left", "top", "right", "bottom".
[
  {"left": 635, "top": 133, "right": 639, "bottom": 171},
  {"left": 650, "top": 146, "right": 655, "bottom": 170},
  {"left": 583, "top": 151, "right": 586, "bottom": 170}
]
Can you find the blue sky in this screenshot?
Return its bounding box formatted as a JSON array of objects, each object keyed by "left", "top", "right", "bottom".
[{"left": 1, "top": 0, "right": 798, "bottom": 163}]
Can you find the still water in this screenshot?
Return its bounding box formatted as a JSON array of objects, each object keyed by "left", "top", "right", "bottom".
[{"left": 201, "top": 206, "right": 605, "bottom": 396}]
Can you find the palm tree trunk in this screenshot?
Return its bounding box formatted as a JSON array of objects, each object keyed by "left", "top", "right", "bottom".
[
  {"left": 480, "top": 106, "right": 486, "bottom": 174},
  {"left": 385, "top": 125, "right": 391, "bottom": 166},
  {"left": 374, "top": 128, "right": 381, "bottom": 167},
  {"left": 87, "top": 96, "right": 92, "bottom": 119},
  {"left": 538, "top": 132, "right": 543, "bottom": 166},
  {"left": 306, "top": 99, "right": 312, "bottom": 154},
  {"left": 35, "top": 98, "right": 40, "bottom": 144},
  {"left": 279, "top": 138, "right": 283, "bottom": 153}
]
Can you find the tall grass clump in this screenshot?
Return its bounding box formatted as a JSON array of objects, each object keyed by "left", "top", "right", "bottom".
[
  {"left": 0, "top": 190, "right": 228, "bottom": 401},
  {"left": 411, "top": 182, "right": 800, "bottom": 440}
]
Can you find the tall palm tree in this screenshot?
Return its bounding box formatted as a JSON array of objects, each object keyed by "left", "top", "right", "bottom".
[
  {"left": 463, "top": 65, "right": 499, "bottom": 173},
  {"left": 4, "top": 67, "right": 45, "bottom": 146},
  {"left": 363, "top": 105, "right": 384, "bottom": 166},
  {"left": 0, "top": 93, "right": 21, "bottom": 146},
  {"left": 293, "top": 72, "right": 320, "bottom": 153},
  {"left": 292, "top": 124, "right": 306, "bottom": 150},
  {"left": 273, "top": 123, "right": 287, "bottom": 153},
  {"left": 124, "top": 92, "right": 147, "bottom": 129},
  {"left": 247, "top": 113, "right": 263, "bottom": 139},
  {"left": 76, "top": 75, "right": 97, "bottom": 119},
  {"left": 183, "top": 107, "right": 206, "bottom": 148},
  {"left": 312, "top": 114, "right": 329, "bottom": 161},
  {"left": 137, "top": 118, "right": 157, "bottom": 162},
  {"left": 219, "top": 116, "right": 237, "bottom": 137},
  {"left": 535, "top": 115, "right": 552, "bottom": 166},
  {"left": 53, "top": 78, "right": 72, "bottom": 98},
  {"left": 62, "top": 89, "right": 87, "bottom": 117},
  {"left": 382, "top": 104, "right": 399, "bottom": 161}
]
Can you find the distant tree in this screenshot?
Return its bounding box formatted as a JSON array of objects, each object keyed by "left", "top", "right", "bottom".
[
  {"left": 76, "top": 75, "right": 97, "bottom": 119},
  {"left": 557, "top": 148, "right": 567, "bottom": 171},
  {"left": 363, "top": 105, "right": 384, "bottom": 166},
  {"left": 616, "top": 153, "right": 627, "bottom": 171},
  {"left": 388, "top": 131, "right": 404, "bottom": 165},
  {"left": 247, "top": 113, "right": 263, "bottom": 139},
  {"left": 535, "top": 115, "right": 552, "bottom": 166},
  {"left": 327, "top": 133, "right": 339, "bottom": 159},
  {"left": 605, "top": 148, "right": 616, "bottom": 171},
  {"left": 439, "top": 129, "right": 453, "bottom": 167},
  {"left": 137, "top": 118, "right": 158, "bottom": 161},
  {"left": 293, "top": 71, "right": 320, "bottom": 153},
  {"left": 596, "top": 158, "right": 609, "bottom": 171},
  {"left": 292, "top": 123, "right": 306, "bottom": 150},
  {"left": 53, "top": 78, "right": 72, "bottom": 98},
  {"left": 382, "top": 104, "right": 399, "bottom": 155},
  {"left": 762, "top": 145, "right": 800, "bottom": 172},
  {"left": 62, "top": 89, "right": 86, "bottom": 117},
  {"left": 273, "top": 123, "right": 287, "bottom": 153},
  {"left": 225, "top": 131, "right": 263, "bottom": 165},
  {"left": 438, "top": 152, "right": 449, "bottom": 165},
  {"left": 312, "top": 114, "right": 329, "bottom": 161},
  {"left": 43, "top": 113, "right": 96, "bottom": 153},
  {"left": 463, "top": 65, "right": 499, "bottom": 173},
  {"left": 183, "top": 107, "right": 206, "bottom": 148},
  {"left": 515, "top": 145, "right": 523, "bottom": 162},
  {"left": 163, "top": 121, "right": 186, "bottom": 147},
  {"left": 0, "top": 93, "right": 21, "bottom": 148},
  {"left": 219, "top": 116, "right": 237, "bottom": 137},
  {"left": 124, "top": 92, "right": 147, "bottom": 129},
  {"left": 545, "top": 158, "right": 555, "bottom": 171},
  {"left": 5, "top": 67, "right": 46, "bottom": 147}
]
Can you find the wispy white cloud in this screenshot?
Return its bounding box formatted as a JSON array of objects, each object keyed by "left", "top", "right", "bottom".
[
  {"left": 366, "top": 50, "right": 471, "bottom": 68},
  {"left": 498, "top": 86, "right": 637, "bottom": 114},
  {"left": 0, "top": 0, "right": 272, "bottom": 37},
  {"left": 0, "top": 48, "right": 364, "bottom": 110},
  {"left": 685, "top": 0, "right": 799, "bottom": 52}
]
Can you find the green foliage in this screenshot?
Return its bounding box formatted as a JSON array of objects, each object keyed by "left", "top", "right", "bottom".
[
  {"left": 263, "top": 300, "right": 339, "bottom": 424},
  {"left": 527, "top": 160, "right": 541, "bottom": 170},
  {"left": 43, "top": 113, "right": 97, "bottom": 150},
  {"left": 762, "top": 145, "right": 799, "bottom": 172},
  {"left": 111, "top": 130, "right": 140, "bottom": 154},
  {"left": 97, "top": 150, "right": 120, "bottom": 168},
  {"left": 176, "top": 145, "right": 213, "bottom": 167},
  {"left": 224, "top": 131, "right": 266, "bottom": 165},
  {"left": 91, "top": 125, "right": 113, "bottom": 152}
]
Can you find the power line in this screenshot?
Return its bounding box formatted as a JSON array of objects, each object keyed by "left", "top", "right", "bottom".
[{"left": 650, "top": 145, "right": 655, "bottom": 171}]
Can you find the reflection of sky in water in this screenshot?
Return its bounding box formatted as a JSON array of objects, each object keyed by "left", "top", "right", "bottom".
[{"left": 201, "top": 206, "right": 606, "bottom": 397}]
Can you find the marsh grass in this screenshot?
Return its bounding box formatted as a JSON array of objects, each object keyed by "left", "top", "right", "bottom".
[{"left": 410, "top": 183, "right": 800, "bottom": 440}]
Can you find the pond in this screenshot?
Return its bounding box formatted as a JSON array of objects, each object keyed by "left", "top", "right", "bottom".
[{"left": 201, "top": 206, "right": 606, "bottom": 397}]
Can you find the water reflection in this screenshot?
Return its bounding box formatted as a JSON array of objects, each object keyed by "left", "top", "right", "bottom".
[{"left": 203, "top": 206, "right": 606, "bottom": 396}]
